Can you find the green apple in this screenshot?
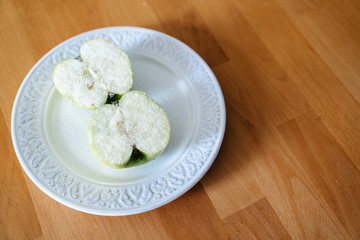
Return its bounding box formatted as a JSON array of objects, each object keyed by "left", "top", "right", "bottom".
[
  {"left": 88, "top": 91, "right": 171, "bottom": 168},
  {"left": 53, "top": 38, "right": 133, "bottom": 109}
]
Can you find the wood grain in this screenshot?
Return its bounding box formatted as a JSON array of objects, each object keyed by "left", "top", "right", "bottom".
[
  {"left": 148, "top": 0, "right": 229, "bottom": 67},
  {"left": 278, "top": 110, "right": 360, "bottom": 239},
  {"left": 1, "top": 0, "right": 360, "bottom": 239},
  {"left": 233, "top": 0, "right": 360, "bottom": 170},
  {"left": 224, "top": 198, "right": 291, "bottom": 239}
]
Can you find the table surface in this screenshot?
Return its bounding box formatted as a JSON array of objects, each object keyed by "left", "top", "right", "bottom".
[{"left": 1, "top": 0, "right": 360, "bottom": 239}]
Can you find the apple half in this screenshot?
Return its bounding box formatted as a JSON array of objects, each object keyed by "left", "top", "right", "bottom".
[
  {"left": 53, "top": 38, "right": 133, "bottom": 109},
  {"left": 88, "top": 91, "right": 171, "bottom": 168}
]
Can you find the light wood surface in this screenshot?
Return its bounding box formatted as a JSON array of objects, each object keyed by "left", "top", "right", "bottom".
[{"left": 1, "top": 0, "right": 360, "bottom": 239}]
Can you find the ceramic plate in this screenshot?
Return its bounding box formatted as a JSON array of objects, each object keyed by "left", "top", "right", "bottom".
[{"left": 11, "top": 27, "right": 226, "bottom": 215}]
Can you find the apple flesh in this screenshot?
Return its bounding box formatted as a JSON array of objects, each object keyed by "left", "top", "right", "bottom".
[
  {"left": 53, "top": 38, "right": 133, "bottom": 109},
  {"left": 88, "top": 91, "right": 171, "bottom": 168}
]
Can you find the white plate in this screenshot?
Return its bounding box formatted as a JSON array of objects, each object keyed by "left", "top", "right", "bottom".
[{"left": 11, "top": 27, "right": 226, "bottom": 215}]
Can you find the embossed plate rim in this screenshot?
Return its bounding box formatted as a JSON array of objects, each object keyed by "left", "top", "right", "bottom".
[{"left": 11, "top": 26, "right": 226, "bottom": 215}]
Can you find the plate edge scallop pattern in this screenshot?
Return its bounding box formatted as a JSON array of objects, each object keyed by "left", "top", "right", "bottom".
[{"left": 13, "top": 27, "right": 223, "bottom": 213}]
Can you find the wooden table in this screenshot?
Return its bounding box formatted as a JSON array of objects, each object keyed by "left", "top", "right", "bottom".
[{"left": 1, "top": 0, "right": 360, "bottom": 239}]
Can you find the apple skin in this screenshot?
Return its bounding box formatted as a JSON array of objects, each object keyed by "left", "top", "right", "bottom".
[{"left": 124, "top": 147, "right": 163, "bottom": 168}]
